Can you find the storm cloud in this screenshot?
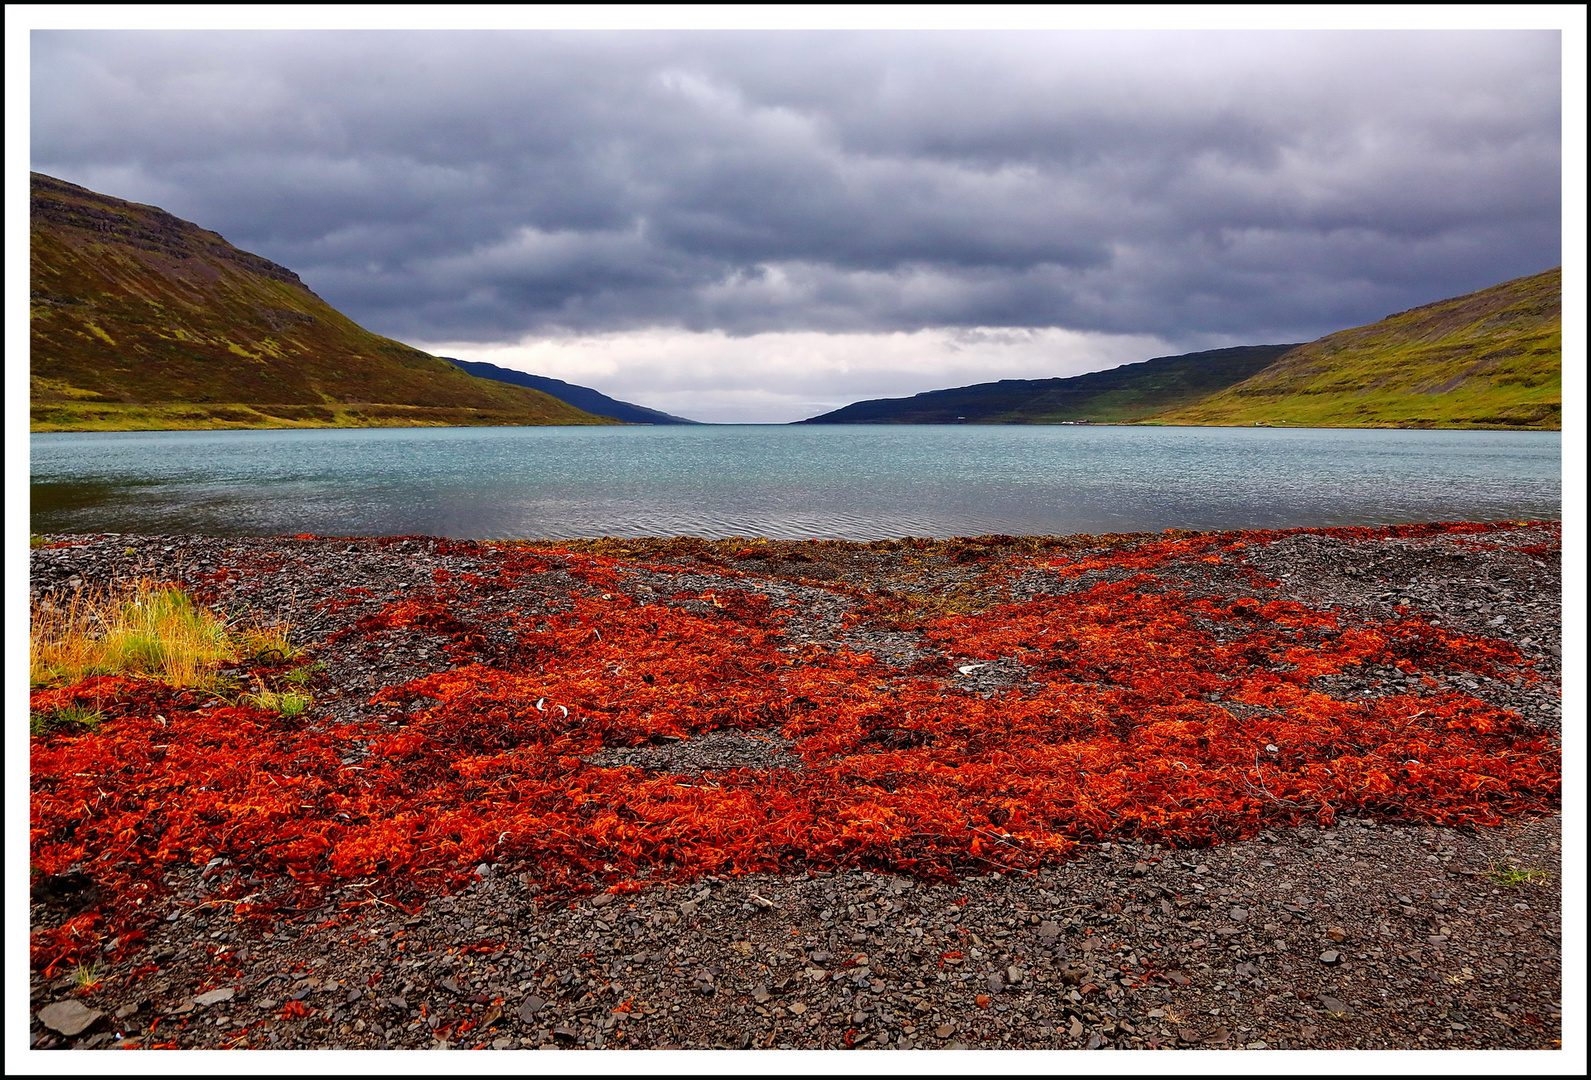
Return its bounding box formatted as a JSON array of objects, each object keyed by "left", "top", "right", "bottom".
[{"left": 29, "top": 27, "right": 1563, "bottom": 420}]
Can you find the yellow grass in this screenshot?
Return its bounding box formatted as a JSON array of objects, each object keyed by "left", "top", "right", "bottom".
[
  {"left": 30, "top": 580, "right": 298, "bottom": 689},
  {"left": 242, "top": 689, "right": 315, "bottom": 717}
]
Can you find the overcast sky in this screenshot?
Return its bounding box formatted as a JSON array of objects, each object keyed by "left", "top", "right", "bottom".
[{"left": 28, "top": 24, "right": 1565, "bottom": 422}]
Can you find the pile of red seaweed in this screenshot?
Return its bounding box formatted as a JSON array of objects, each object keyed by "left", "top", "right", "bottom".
[{"left": 29, "top": 524, "right": 1559, "bottom": 973}]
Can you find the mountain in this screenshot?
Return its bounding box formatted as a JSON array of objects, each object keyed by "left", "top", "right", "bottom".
[
  {"left": 441, "top": 358, "right": 700, "bottom": 424},
  {"left": 795, "top": 345, "right": 1302, "bottom": 424},
  {"left": 29, "top": 172, "right": 614, "bottom": 431},
  {"left": 1149, "top": 268, "right": 1561, "bottom": 429}
]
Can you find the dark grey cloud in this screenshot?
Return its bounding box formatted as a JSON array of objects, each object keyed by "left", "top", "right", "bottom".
[{"left": 31, "top": 29, "right": 1562, "bottom": 348}]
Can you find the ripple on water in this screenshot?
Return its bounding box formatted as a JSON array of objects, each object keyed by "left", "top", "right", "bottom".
[{"left": 29, "top": 425, "right": 1560, "bottom": 539}]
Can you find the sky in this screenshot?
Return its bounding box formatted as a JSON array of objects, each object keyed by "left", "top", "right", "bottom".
[{"left": 23, "top": 15, "right": 1570, "bottom": 422}]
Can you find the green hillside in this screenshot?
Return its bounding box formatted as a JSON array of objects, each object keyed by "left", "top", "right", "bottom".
[
  {"left": 1150, "top": 268, "right": 1561, "bottom": 429},
  {"left": 29, "top": 173, "right": 614, "bottom": 431},
  {"left": 796, "top": 345, "right": 1301, "bottom": 424}
]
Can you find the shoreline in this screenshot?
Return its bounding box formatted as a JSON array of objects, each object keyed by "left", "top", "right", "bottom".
[
  {"left": 28, "top": 522, "right": 1562, "bottom": 1051},
  {"left": 31, "top": 419, "right": 1564, "bottom": 433}
]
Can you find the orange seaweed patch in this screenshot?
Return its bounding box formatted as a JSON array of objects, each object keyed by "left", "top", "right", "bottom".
[{"left": 29, "top": 530, "right": 1558, "bottom": 971}]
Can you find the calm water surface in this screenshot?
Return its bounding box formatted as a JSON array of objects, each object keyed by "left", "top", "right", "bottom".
[{"left": 30, "top": 425, "right": 1560, "bottom": 540}]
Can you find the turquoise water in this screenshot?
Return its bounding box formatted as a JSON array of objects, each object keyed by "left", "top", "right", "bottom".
[{"left": 29, "top": 425, "right": 1560, "bottom": 540}]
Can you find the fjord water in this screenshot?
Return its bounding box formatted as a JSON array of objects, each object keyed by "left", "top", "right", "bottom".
[{"left": 30, "top": 425, "right": 1559, "bottom": 540}]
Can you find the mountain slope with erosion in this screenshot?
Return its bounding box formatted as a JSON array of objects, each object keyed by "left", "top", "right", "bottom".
[{"left": 29, "top": 173, "right": 613, "bottom": 431}]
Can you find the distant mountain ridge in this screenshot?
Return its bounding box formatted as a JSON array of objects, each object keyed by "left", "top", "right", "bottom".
[
  {"left": 796, "top": 345, "right": 1301, "bottom": 425},
  {"left": 799, "top": 268, "right": 1560, "bottom": 430},
  {"left": 441, "top": 358, "right": 700, "bottom": 424},
  {"left": 29, "top": 172, "right": 614, "bottom": 431},
  {"left": 1152, "top": 268, "right": 1561, "bottom": 429}
]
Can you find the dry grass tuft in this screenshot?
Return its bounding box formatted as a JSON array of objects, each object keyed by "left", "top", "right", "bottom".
[{"left": 30, "top": 581, "right": 296, "bottom": 690}]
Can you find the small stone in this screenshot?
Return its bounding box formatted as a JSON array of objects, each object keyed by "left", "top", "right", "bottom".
[
  {"left": 788, "top": 1002, "right": 808, "bottom": 1015},
  {"left": 1005, "top": 965, "right": 1025, "bottom": 986},
  {"left": 1325, "top": 926, "right": 1348, "bottom": 943},
  {"left": 1068, "top": 1017, "right": 1084, "bottom": 1039},
  {"left": 1319, "top": 996, "right": 1351, "bottom": 1017},
  {"left": 589, "top": 892, "right": 614, "bottom": 908},
  {"left": 1319, "top": 950, "right": 1342, "bottom": 965},
  {"left": 194, "top": 988, "right": 235, "bottom": 1007},
  {"left": 934, "top": 1023, "right": 955, "bottom": 1039},
  {"left": 38, "top": 1000, "right": 103, "bottom": 1037},
  {"left": 986, "top": 973, "right": 1004, "bottom": 993},
  {"left": 518, "top": 995, "right": 546, "bottom": 1022}
]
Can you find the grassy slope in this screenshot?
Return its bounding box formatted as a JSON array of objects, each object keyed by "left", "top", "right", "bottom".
[
  {"left": 1150, "top": 268, "right": 1561, "bottom": 429},
  {"left": 797, "top": 345, "right": 1301, "bottom": 424},
  {"left": 29, "top": 173, "right": 614, "bottom": 431}
]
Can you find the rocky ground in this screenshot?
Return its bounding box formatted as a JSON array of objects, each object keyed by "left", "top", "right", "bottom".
[{"left": 26, "top": 522, "right": 1565, "bottom": 1053}]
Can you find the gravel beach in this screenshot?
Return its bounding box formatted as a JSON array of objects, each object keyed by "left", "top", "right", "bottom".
[{"left": 28, "top": 522, "right": 1563, "bottom": 1053}]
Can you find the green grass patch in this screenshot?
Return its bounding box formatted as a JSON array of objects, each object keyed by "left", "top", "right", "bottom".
[
  {"left": 242, "top": 689, "right": 314, "bottom": 718},
  {"left": 1484, "top": 861, "right": 1551, "bottom": 888},
  {"left": 30, "top": 705, "right": 105, "bottom": 737}
]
